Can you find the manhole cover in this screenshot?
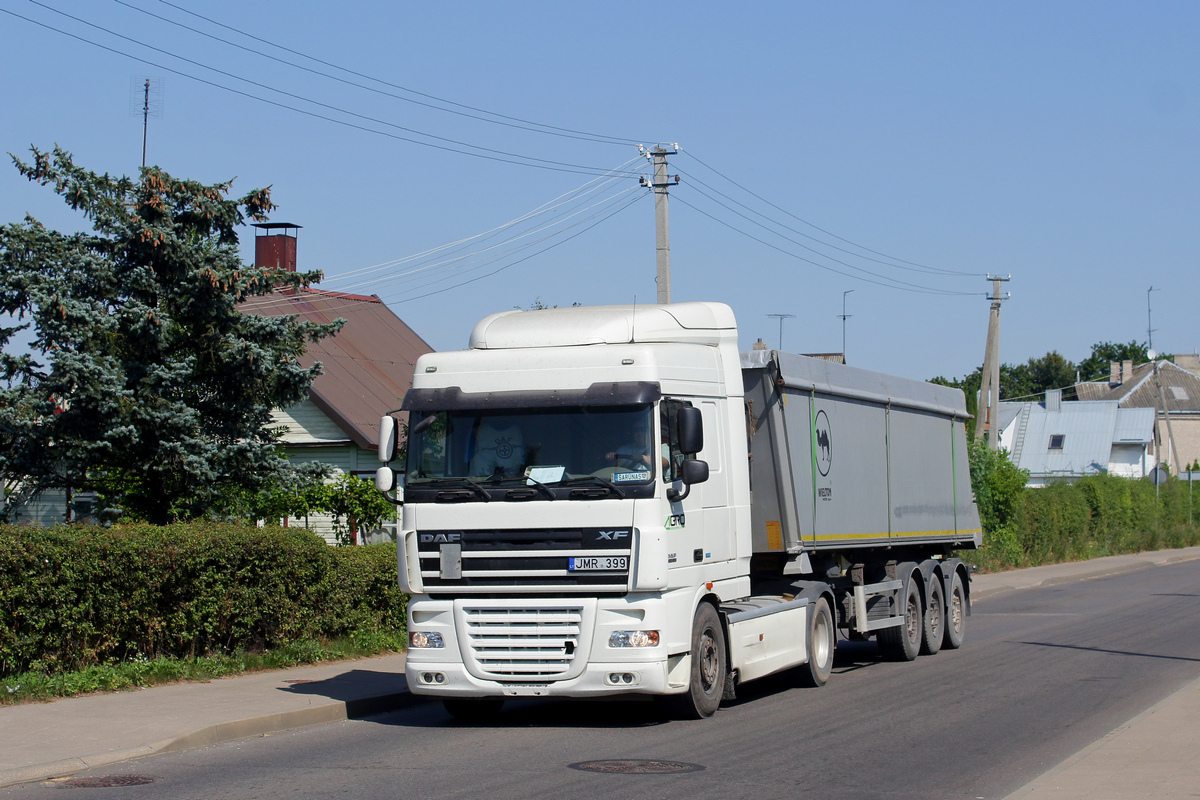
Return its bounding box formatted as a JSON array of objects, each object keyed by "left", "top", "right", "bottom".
[
  {"left": 569, "top": 760, "right": 705, "bottom": 774},
  {"left": 60, "top": 775, "right": 158, "bottom": 788}
]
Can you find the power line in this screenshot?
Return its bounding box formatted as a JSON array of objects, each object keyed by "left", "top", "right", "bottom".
[
  {"left": 676, "top": 165, "right": 978, "bottom": 278},
  {"left": 327, "top": 157, "right": 643, "bottom": 285},
  {"left": 391, "top": 192, "right": 645, "bottom": 305},
  {"left": 681, "top": 150, "right": 980, "bottom": 277},
  {"left": 3, "top": 4, "right": 641, "bottom": 178},
  {"left": 110, "top": 0, "right": 642, "bottom": 147},
  {"left": 673, "top": 194, "right": 980, "bottom": 296},
  {"left": 241, "top": 173, "right": 644, "bottom": 313},
  {"left": 245, "top": 191, "right": 647, "bottom": 317},
  {"left": 327, "top": 184, "right": 642, "bottom": 296},
  {"left": 681, "top": 179, "right": 972, "bottom": 292}
]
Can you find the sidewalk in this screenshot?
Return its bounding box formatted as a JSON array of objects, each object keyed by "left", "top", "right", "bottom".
[
  {"left": 2, "top": 545, "right": 1199, "bottom": 791},
  {"left": 0, "top": 652, "right": 423, "bottom": 788}
]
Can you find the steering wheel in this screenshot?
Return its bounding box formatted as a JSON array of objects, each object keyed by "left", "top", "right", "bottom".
[{"left": 614, "top": 453, "right": 644, "bottom": 469}]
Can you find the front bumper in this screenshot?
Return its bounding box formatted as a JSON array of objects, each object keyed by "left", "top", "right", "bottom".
[
  {"left": 406, "top": 658, "right": 676, "bottom": 698},
  {"left": 404, "top": 593, "right": 688, "bottom": 698}
]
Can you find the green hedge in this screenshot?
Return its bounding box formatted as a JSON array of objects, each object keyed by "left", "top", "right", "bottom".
[
  {"left": 969, "top": 446, "right": 1200, "bottom": 571},
  {"left": 0, "top": 523, "right": 406, "bottom": 677}
]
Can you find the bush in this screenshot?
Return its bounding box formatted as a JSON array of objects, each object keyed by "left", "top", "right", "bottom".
[
  {"left": 0, "top": 522, "right": 406, "bottom": 677},
  {"left": 964, "top": 443, "right": 1200, "bottom": 571}
]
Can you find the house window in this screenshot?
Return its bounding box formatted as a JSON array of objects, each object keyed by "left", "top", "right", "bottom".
[{"left": 1048, "top": 434, "right": 1066, "bottom": 450}]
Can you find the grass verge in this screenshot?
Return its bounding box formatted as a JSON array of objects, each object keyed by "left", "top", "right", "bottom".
[{"left": 1, "top": 631, "right": 404, "bottom": 706}]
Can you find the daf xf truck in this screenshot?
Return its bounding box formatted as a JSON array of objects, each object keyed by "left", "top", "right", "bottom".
[{"left": 375, "top": 302, "right": 981, "bottom": 719}]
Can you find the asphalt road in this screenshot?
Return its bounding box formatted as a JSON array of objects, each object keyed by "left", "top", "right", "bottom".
[{"left": 7, "top": 560, "right": 1200, "bottom": 800}]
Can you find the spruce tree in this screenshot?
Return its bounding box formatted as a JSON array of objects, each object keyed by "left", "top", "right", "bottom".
[{"left": 0, "top": 146, "right": 342, "bottom": 523}]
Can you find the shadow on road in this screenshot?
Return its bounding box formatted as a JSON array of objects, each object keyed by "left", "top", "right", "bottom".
[{"left": 1016, "top": 641, "right": 1200, "bottom": 662}]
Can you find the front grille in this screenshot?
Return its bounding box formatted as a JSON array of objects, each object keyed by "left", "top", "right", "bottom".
[
  {"left": 462, "top": 606, "right": 584, "bottom": 678},
  {"left": 418, "top": 528, "right": 631, "bottom": 592}
]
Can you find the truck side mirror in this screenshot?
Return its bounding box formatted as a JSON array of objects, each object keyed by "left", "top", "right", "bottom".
[
  {"left": 667, "top": 458, "right": 709, "bottom": 503},
  {"left": 378, "top": 416, "right": 398, "bottom": 463},
  {"left": 677, "top": 406, "right": 704, "bottom": 455},
  {"left": 681, "top": 458, "right": 708, "bottom": 486},
  {"left": 375, "top": 466, "right": 405, "bottom": 503}
]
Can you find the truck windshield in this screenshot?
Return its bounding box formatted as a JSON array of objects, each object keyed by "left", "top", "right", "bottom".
[{"left": 406, "top": 405, "right": 655, "bottom": 487}]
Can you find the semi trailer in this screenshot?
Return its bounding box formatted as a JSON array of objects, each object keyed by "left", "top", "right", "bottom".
[{"left": 375, "top": 302, "right": 981, "bottom": 719}]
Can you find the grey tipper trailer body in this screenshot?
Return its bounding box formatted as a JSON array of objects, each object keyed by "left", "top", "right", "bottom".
[
  {"left": 742, "top": 349, "right": 982, "bottom": 561},
  {"left": 740, "top": 349, "right": 981, "bottom": 660}
]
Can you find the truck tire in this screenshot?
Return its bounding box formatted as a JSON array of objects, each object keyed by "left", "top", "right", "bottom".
[
  {"left": 665, "top": 603, "right": 726, "bottom": 719},
  {"left": 443, "top": 698, "right": 504, "bottom": 722},
  {"left": 920, "top": 575, "right": 944, "bottom": 656},
  {"left": 942, "top": 571, "right": 967, "bottom": 650},
  {"left": 878, "top": 574, "right": 922, "bottom": 662},
  {"left": 797, "top": 596, "right": 835, "bottom": 687}
]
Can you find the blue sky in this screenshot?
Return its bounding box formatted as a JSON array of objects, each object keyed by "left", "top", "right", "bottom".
[{"left": 2, "top": 1, "right": 1197, "bottom": 383}]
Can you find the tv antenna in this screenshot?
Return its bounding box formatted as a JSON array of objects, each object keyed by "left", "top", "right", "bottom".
[
  {"left": 767, "top": 313, "right": 795, "bottom": 351},
  {"left": 129, "top": 77, "right": 164, "bottom": 169}
]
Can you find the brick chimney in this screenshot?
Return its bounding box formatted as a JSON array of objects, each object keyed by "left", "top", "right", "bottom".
[
  {"left": 252, "top": 222, "right": 301, "bottom": 272},
  {"left": 1110, "top": 359, "right": 1135, "bottom": 385}
]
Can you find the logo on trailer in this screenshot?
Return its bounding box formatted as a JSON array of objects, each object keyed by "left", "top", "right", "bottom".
[{"left": 814, "top": 409, "right": 832, "bottom": 477}]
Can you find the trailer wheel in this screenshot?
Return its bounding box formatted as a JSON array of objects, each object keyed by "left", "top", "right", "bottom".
[
  {"left": 665, "top": 603, "right": 726, "bottom": 719},
  {"left": 443, "top": 698, "right": 504, "bottom": 722},
  {"left": 920, "top": 576, "right": 944, "bottom": 656},
  {"left": 942, "top": 571, "right": 967, "bottom": 650},
  {"left": 878, "top": 575, "right": 922, "bottom": 661},
  {"left": 797, "top": 597, "right": 835, "bottom": 687}
]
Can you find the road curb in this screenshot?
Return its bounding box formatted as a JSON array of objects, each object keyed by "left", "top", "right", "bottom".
[
  {"left": 0, "top": 691, "right": 434, "bottom": 789},
  {"left": 971, "top": 548, "right": 1200, "bottom": 602}
]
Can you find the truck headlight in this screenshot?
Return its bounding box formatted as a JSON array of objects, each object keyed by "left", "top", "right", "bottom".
[
  {"left": 609, "top": 630, "right": 659, "bottom": 648},
  {"left": 409, "top": 631, "right": 445, "bottom": 648}
]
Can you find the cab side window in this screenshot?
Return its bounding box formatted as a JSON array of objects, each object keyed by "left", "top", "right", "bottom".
[{"left": 660, "top": 399, "right": 691, "bottom": 482}]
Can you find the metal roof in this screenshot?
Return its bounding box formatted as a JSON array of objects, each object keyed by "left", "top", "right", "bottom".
[
  {"left": 241, "top": 288, "right": 433, "bottom": 450},
  {"left": 1112, "top": 407, "right": 1156, "bottom": 443},
  {"left": 998, "top": 400, "right": 1154, "bottom": 478}
]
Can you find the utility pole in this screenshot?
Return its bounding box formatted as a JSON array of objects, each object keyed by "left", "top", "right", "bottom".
[
  {"left": 639, "top": 144, "right": 679, "bottom": 304},
  {"left": 839, "top": 290, "right": 854, "bottom": 363},
  {"left": 1146, "top": 289, "right": 1181, "bottom": 476},
  {"left": 767, "top": 313, "right": 795, "bottom": 351},
  {"left": 975, "top": 274, "right": 1011, "bottom": 449}
]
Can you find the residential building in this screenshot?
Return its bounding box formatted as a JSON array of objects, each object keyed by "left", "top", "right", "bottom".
[
  {"left": 997, "top": 390, "right": 1156, "bottom": 487},
  {"left": 1075, "top": 357, "right": 1200, "bottom": 473}
]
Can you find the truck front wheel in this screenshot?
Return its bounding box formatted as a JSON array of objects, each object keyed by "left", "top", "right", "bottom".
[{"left": 665, "top": 603, "right": 726, "bottom": 719}]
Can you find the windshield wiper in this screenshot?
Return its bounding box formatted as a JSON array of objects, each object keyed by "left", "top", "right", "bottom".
[
  {"left": 421, "top": 477, "right": 493, "bottom": 501},
  {"left": 560, "top": 475, "right": 626, "bottom": 499},
  {"left": 482, "top": 475, "right": 556, "bottom": 501}
]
